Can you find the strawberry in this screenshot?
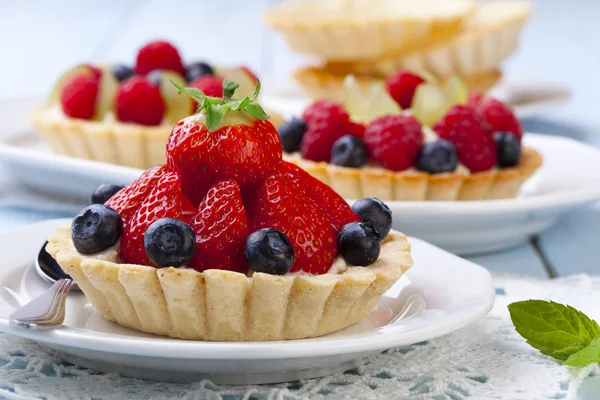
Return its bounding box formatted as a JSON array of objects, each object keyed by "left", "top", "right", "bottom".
[
  {"left": 433, "top": 104, "right": 497, "bottom": 173},
  {"left": 105, "top": 165, "right": 168, "bottom": 223},
  {"left": 120, "top": 170, "right": 195, "bottom": 266},
  {"left": 281, "top": 161, "right": 359, "bottom": 231},
  {"left": 247, "top": 171, "right": 337, "bottom": 274},
  {"left": 386, "top": 70, "right": 425, "bottom": 109},
  {"left": 166, "top": 82, "right": 281, "bottom": 205},
  {"left": 476, "top": 97, "right": 523, "bottom": 141},
  {"left": 189, "top": 180, "right": 249, "bottom": 273}
]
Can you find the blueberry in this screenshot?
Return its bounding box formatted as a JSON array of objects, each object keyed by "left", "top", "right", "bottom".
[
  {"left": 278, "top": 118, "right": 307, "bottom": 153},
  {"left": 144, "top": 218, "right": 196, "bottom": 268},
  {"left": 71, "top": 204, "right": 123, "bottom": 254},
  {"left": 331, "top": 135, "right": 368, "bottom": 168},
  {"left": 186, "top": 61, "right": 214, "bottom": 83},
  {"left": 494, "top": 131, "right": 521, "bottom": 168},
  {"left": 146, "top": 70, "right": 163, "bottom": 87},
  {"left": 417, "top": 140, "right": 458, "bottom": 174},
  {"left": 91, "top": 183, "right": 124, "bottom": 205},
  {"left": 351, "top": 197, "right": 392, "bottom": 238},
  {"left": 338, "top": 222, "right": 381, "bottom": 266},
  {"left": 111, "top": 64, "right": 135, "bottom": 83},
  {"left": 244, "top": 228, "right": 294, "bottom": 275}
]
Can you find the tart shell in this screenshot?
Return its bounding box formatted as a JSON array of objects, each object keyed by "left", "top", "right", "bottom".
[
  {"left": 284, "top": 147, "right": 542, "bottom": 201},
  {"left": 30, "top": 108, "right": 284, "bottom": 170},
  {"left": 294, "top": 66, "right": 502, "bottom": 102},
  {"left": 46, "top": 227, "right": 412, "bottom": 341}
]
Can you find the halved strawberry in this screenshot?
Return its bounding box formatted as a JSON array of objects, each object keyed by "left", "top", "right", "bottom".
[
  {"left": 247, "top": 171, "right": 337, "bottom": 274},
  {"left": 281, "top": 161, "right": 359, "bottom": 232},
  {"left": 189, "top": 179, "right": 249, "bottom": 273},
  {"left": 105, "top": 165, "right": 168, "bottom": 224},
  {"left": 120, "top": 170, "right": 195, "bottom": 266}
]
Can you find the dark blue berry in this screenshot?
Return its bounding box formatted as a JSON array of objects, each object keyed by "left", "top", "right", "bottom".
[
  {"left": 338, "top": 222, "right": 381, "bottom": 266},
  {"left": 494, "top": 131, "right": 521, "bottom": 168},
  {"left": 111, "top": 64, "right": 135, "bottom": 83},
  {"left": 331, "top": 135, "right": 368, "bottom": 168},
  {"left": 351, "top": 198, "right": 392, "bottom": 238},
  {"left": 278, "top": 118, "right": 307, "bottom": 153},
  {"left": 146, "top": 70, "right": 163, "bottom": 87},
  {"left": 417, "top": 140, "right": 458, "bottom": 174},
  {"left": 244, "top": 228, "right": 294, "bottom": 275},
  {"left": 71, "top": 204, "right": 123, "bottom": 254},
  {"left": 186, "top": 61, "right": 214, "bottom": 83},
  {"left": 144, "top": 218, "right": 196, "bottom": 268},
  {"left": 91, "top": 183, "right": 124, "bottom": 205}
]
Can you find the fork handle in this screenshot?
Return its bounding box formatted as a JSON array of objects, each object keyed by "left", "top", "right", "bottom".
[{"left": 9, "top": 279, "right": 73, "bottom": 328}]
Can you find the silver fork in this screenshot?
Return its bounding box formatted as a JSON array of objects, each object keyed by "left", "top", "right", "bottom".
[{"left": 9, "top": 279, "right": 74, "bottom": 328}]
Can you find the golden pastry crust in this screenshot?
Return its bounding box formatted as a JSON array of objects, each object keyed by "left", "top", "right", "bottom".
[
  {"left": 46, "top": 226, "right": 413, "bottom": 341},
  {"left": 284, "top": 147, "right": 542, "bottom": 201},
  {"left": 294, "top": 66, "right": 502, "bottom": 102},
  {"left": 264, "top": 0, "right": 476, "bottom": 61},
  {"left": 30, "top": 107, "right": 285, "bottom": 170}
]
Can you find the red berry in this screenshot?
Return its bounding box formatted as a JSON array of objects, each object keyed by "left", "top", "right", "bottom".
[
  {"left": 120, "top": 170, "right": 195, "bottom": 266},
  {"left": 105, "top": 165, "right": 168, "bottom": 224},
  {"left": 433, "top": 104, "right": 497, "bottom": 173},
  {"left": 364, "top": 115, "right": 424, "bottom": 171},
  {"left": 467, "top": 90, "right": 484, "bottom": 107},
  {"left": 189, "top": 180, "right": 249, "bottom": 273},
  {"left": 166, "top": 115, "right": 282, "bottom": 206},
  {"left": 300, "top": 100, "right": 352, "bottom": 162},
  {"left": 116, "top": 76, "right": 165, "bottom": 126},
  {"left": 281, "top": 161, "right": 359, "bottom": 232},
  {"left": 348, "top": 121, "right": 366, "bottom": 139},
  {"left": 189, "top": 75, "right": 224, "bottom": 97},
  {"left": 135, "top": 40, "right": 185, "bottom": 76},
  {"left": 476, "top": 97, "right": 523, "bottom": 140},
  {"left": 246, "top": 170, "right": 337, "bottom": 274},
  {"left": 59, "top": 74, "right": 99, "bottom": 120},
  {"left": 386, "top": 70, "right": 425, "bottom": 109}
]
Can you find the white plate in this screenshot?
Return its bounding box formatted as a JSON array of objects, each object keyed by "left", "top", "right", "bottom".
[{"left": 0, "top": 218, "right": 494, "bottom": 384}]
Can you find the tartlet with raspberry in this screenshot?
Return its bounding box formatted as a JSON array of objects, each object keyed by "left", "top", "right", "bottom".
[
  {"left": 31, "top": 40, "right": 282, "bottom": 169},
  {"left": 46, "top": 81, "right": 412, "bottom": 341},
  {"left": 279, "top": 71, "right": 542, "bottom": 201}
]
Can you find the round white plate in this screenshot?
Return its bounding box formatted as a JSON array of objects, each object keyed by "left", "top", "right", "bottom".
[{"left": 0, "top": 219, "right": 494, "bottom": 384}]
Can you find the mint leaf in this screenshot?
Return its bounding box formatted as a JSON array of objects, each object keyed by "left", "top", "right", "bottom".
[
  {"left": 223, "top": 80, "right": 240, "bottom": 99},
  {"left": 564, "top": 336, "right": 600, "bottom": 366},
  {"left": 508, "top": 300, "right": 600, "bottom": 360},
  {"left": 205, "top": 104, "right": 227, "bottom": 131},
  {"left": 244, "top": 103, "right": 269, "bottom": 120}
]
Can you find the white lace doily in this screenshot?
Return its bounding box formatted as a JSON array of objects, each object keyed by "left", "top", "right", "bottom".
[{"left": 1, "top": 274, "right": 600, "bottom": 400}]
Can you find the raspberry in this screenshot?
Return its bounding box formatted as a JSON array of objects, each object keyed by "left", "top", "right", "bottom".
[
  {"left": 348, "top": 121, "right": 365, "bottom": 139},
  {"left": 476, "top": 97, "right": 523, "bottom": 140},
  {"left": 190, "top": 75, "right": 224, "bottom": 97},
  {"left": 300, "top": 100, "right": 352, "bottom": 162},
  {"left": 386, "top": 70, "right": 425, "bottom": 109},
  {"left": 60, "top": 74, "right": 99, "bottom": 120},
  {"left": 433, "top": 104, "right": 497, "bottom": 173},
  {"left": 135, "top": 40, "right": 185, "bottom": 76},
  {"left": 364, "top": 115, "right": 423, "bottom": 171},
  {"left": 467, "top": 90, "right": 484, "bottom": 107},
  {"left": 116, "top": 76, "right": 165, "bottom": 126}
]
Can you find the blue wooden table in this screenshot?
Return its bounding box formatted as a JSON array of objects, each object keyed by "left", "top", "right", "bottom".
[{"left": 0, "top": 0, "right": 599, "bottom": 276}]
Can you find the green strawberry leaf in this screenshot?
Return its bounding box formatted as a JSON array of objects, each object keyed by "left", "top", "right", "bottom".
[
  {"left": 228, "top": 97, "right": 251, "bottom": 111},
  {"left": 223, "top": 80, "right": 240, "bottom": 100},
  {"left": 244, "top": 103, "right": 269, "bottom": 120},
  {"left": 508, "top": 300, "right": 600, "bottom": 361},
  {"left": 564, "top": 336, "right": 600, "bottom": 366},
  {"left": 250, "top": 79, "right": 261, "bottom": 101},
  {"left": 205, "top": 104, "right": 227, "bottom": 131}
]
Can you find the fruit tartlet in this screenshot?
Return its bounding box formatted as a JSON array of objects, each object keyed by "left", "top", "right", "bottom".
[
  {"left": 46, "top": 81, "right": 413, "bottom": 341},
  {"left": 31, "top": 40, "right": 282, "bottom": 170},
  {"left": 278, "top": 71, "right": 542, "bottom": 201}
]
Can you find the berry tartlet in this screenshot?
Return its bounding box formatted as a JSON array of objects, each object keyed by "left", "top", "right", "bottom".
[
  {"left": 30, "top": 40, "right": 282, "bottom": 169},
  {"left": 280, "top": 72, "right": 543, "bottom": 201},
  {"left": 46, "top": 81, "right": 413, "bottom": 341}
]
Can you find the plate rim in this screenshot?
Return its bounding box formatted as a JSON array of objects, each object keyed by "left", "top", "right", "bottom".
[{"left": 0, "top": 219, "right": 495, "bottom": 360}]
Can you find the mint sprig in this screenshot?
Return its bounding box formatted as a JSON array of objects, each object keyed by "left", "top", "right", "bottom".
[
  {"left": 508, "top": 300, "right": 600, "bottom": 364},
  {"left": 171, "top": 79, "right": 269, "bottom": 131}
]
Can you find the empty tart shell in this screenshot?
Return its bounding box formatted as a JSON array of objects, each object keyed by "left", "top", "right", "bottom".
[
  {"left": 283, "top": 147, "right": 542, "bottom": 201},
  {"left": 46, "top": 226, "right": 412, "bottom": 341},
  {"left": 30, "top": 107, "right": 284, "bottom": 170},
  {"left": 264, "top": 0, "right": 476, "bottom": 61},
  {"left": 337, "top": 1, "right": 533, "bottom": 80},
  {"left": 294, "top": 66, "right": 502, "bottom": 102}
]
